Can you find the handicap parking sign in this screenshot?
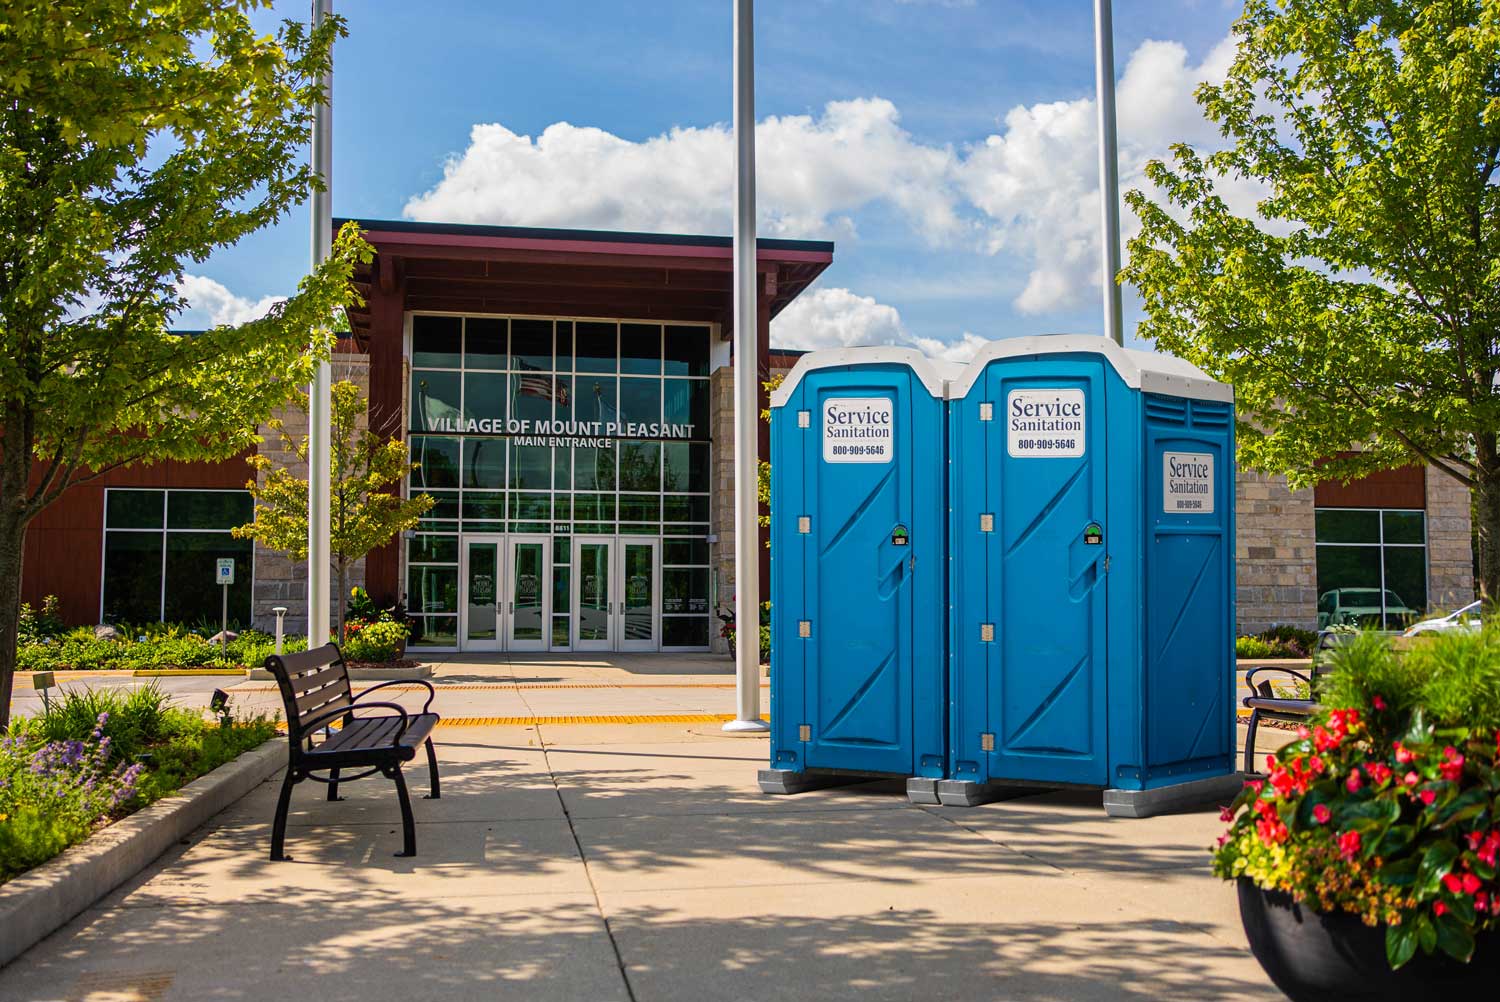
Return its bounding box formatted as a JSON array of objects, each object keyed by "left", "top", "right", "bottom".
[{"left": 216, "top": 558, "right": 235, "bottom": 586}]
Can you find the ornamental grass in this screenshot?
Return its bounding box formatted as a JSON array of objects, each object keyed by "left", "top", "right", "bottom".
[{"left": 1215, "top": 627, "right": 1500, "bottom": 968}]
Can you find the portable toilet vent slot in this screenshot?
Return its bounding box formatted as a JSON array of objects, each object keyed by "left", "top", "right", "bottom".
[{"left": 760, "top": 347, "right": 958, "bottom": 802}]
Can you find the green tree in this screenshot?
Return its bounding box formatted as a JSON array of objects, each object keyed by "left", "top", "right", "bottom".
[
  {"left": 1122, "top": 0, "right": 1500, "bottom": 597},
  {"left": 0, "top": 2, "right": 370, "bottom": 726},
  {"left": 234, "top": 381, "right": 433, "bottom": 643}
]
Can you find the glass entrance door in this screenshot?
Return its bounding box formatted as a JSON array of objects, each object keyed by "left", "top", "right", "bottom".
[
  {"left": 505, "top": 535, "right": 550, "bottom": 652},
  {"left": 460, "top": 534, "right": 551, "bottom": 653},
  {"left": 617, "top": 538, "right": 659, "bottom": 651},
  {"left": 574, "top": 539, "right": 613, "bottom": 652},
  {"left": 572, "top": 537, "right": 659, "bottom": 652},
  {"left": 460, "top": 536, "right": 503, "bottom": 653}
]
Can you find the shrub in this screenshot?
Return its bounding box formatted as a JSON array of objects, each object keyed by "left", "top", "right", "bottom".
[
  {"left": 17, "top": 595, "right": 63, "bottom": 644},
  {"left": 0, "top": 715, "right": 144, "bottom": 880},
  {"left": 0, "top": 705, "right": 276, "bottom": 882},
  {"left": 1215, "top": 628, "right": 1500, "bottom": 969},
  {"left": 341, "top": 619, "right": 408, "bottom": 662},
  {"left": 11, "top": 683, "right": 190, "bottom": 764}
]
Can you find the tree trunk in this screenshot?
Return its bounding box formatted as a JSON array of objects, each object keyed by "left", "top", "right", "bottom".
[
  {"left": 336, "top": 561, "right": 348, "bottom": 646},
  {"left": 0, "top": 516, "right": 25, "bottom": 732},
  {"left": 1475, "top": 464, "right": 1500, "bottom": 603}
]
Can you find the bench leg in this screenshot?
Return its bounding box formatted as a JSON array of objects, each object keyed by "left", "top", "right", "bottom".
[
  {"left": 1244, "top": 709, "right": 1262, "bottom": 775},
  {"left": 270, "top": 769, "right": 296, "bottom": 862},
  {"left": 327, "top": 767, "right": 343, "bottom": 802},
  {"left": 424, "top": 738, "right": 441, "bottom": 800},
  {"left": 391, "top": 766, "right": 417, "bottom": 858}
]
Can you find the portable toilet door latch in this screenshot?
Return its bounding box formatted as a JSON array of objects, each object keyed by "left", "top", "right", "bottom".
[
  {"left": 798, "top": 724, "right": 811, "bottom": 742},
  {"left": 798, "top": 516, "right": 811, "bottom": 534},
  {"left": 797, "top": 410, "right": 811, "bottom": 428},
  {"left": 978, "top": 402, "right": 994, "bottom": 421},
  {"left": 980, "top": 733, "right": 996, "bottom": 752},
  {"left": 798, "top": 620, "right": 812, "bottom": 638}
]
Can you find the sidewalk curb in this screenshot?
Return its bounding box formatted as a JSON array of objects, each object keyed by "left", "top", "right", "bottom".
[{"left": 0, "top": 740, "right": 283, "bottom": 968}]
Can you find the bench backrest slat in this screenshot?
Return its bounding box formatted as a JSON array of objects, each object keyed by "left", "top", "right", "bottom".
[{"left": 265, "top": 643, "right": 353, "bottom": 742}]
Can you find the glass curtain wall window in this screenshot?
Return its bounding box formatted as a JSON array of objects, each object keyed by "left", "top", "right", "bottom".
[
  {"left": 101, "top": 489, "right": 255, "bottom": 626},
  {"left": 406, "top": 314, "right": 714, "bottom": 650},
  {"left": 1314, "top": 508, "right": 1428, "bottom": 629}
]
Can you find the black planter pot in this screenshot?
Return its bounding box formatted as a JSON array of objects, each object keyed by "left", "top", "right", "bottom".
[{"left": 1237, "top": 878, "right": 1500, "bottom": 1001}]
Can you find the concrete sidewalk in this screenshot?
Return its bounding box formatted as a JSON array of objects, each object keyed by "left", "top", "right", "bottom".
[{"left": 0, "top": 719, "right": 1284, "bottom": 1001}]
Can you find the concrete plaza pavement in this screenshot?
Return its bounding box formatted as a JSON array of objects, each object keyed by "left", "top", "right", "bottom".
[{"left": 0, "top": 701, "right": 1289, "bottom": 1001}]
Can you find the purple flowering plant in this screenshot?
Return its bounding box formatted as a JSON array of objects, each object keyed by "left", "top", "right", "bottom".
[{"left": 0, "top": 712, "right": 147, "bottom": 878}]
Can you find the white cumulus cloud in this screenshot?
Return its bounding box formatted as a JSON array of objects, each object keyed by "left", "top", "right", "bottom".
[
  {"left": 405, "top": 34, "right": 1246, "bottom": 329},
  {"left": 404, "top": 98, "right": 962, "bottom": 243},
  {"left": 772, "top": 286, "right": 987, "bottom": 362},
  {"left": 175, "top": 274, "right": 284, "bottom": 328}
]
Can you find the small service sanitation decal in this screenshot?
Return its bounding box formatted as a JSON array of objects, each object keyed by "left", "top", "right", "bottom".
[
  {"left": 1007, "top": 389, "right": 1086, "bottom": 458},
  {"left": 823, "top": 397, "right": 893, "bottom": 463},
  {"left": 1163, "top": 451, "right": 1214, "bottom": 513}
]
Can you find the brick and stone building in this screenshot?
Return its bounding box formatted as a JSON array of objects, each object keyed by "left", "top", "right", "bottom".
[{"left": 19, "top": 219, "right": 1474, "bottom": 649}]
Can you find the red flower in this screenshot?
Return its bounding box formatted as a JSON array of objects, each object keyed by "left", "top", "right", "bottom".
[
  {"left": 1297, "top": 725, "right": 1310, "bottom": 740},
  {"left": 1440, "top": 748, "right": 1465, "bottom": 782},
  {"left": 1219, "top": 806, "right": 1236, "bottom": 823},
  {"left": 1366, "top": 762, "right": 1392, "bottom": 786},
  {"left": 1435, "top": 901, "right": 1449, "bottom": 916},
  {"left": 1394, "top": 742, "right": 1414, "bottom": 764},
  {"left": 1443, "top": 873, "right": 1465, "bottom": 895},
  {"left": 1346, "top": 770, "right": 1363, "bottom": 793},
  {"left": 1312, "top": 804, "right": 1331, "bottom": 825},
  {"left": 1463, "top": 872, "right": 1482, "bottom": 895},
  {"left": 1419, "top": 788, "right": 1437, "bottom": 806},
  {"left": 1403, "top": 771, "right": 1420, "bottom": 788},
  {"left": 1373, "top": 695, "right": 1387, "bottom": 711},
  {"left": 1338, "top": 830, "right": 1362, "bottom": 860}
]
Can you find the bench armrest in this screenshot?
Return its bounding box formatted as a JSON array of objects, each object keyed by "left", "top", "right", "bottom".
[
  {"left": 1244, "top": 666, "right": 1312, "bottom": 698},
  {"left": 299, "top": 701, "right": 412, "bottom": 746},
  {"left": 351, "top": 678, "right": 435, "bottom": 714}
]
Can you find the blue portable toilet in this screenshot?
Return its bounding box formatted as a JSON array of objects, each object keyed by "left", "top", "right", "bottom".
[
  {"left": 941, "top": 335, "right": 1241, "bottom": 817},
  {"left": 759, "top": 347, "right": 958, "bottom": 802}
]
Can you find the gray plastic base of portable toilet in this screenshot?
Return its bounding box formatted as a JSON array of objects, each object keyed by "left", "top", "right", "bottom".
[
  {"left": 933, "top": 780, "right": 1044, "bottom": 808},
  {"left": 757, "top": 769, "right": 869, "bottom": 795},
  {"left": 905, "top": 778, "right": 940, "bottom": 805},
  {"left": 1102, "top": 773, "right": 1247, "bottom": 819}
]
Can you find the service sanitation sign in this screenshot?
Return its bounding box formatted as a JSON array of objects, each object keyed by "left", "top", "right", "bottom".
[
  {"left": 1006, "top": 389, "right": 1086, "bottom": 458},
  {"left": 1163, "top": 451, "right": 1215, "bottom": 513},
  {"left": 823, "top": 397, "right": 893, "bottom": 464}
]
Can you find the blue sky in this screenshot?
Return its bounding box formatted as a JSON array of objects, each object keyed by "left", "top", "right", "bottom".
[{"left": 184, "top": 0, "right": 1246, "bottom": 358}]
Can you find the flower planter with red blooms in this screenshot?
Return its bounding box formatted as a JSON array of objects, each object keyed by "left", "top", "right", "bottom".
[{"left": 1215, "top": 630, "right": 1500, "bottom": 1001}]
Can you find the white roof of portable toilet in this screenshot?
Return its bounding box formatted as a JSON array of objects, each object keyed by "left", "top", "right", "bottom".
[
  {"left": 950, "top": 334, "right": 1232, "bottom": 404},
  {"left": 770, "top": 347, "right": 963, "bottom": 407}
]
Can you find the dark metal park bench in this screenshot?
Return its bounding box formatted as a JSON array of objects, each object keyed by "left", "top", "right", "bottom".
[
  {"left": 1240, "top": 632, "right": 1346, "bottom": 774},
  {"left": 263, "top": 643, "right": 440, "bottom": 861}
]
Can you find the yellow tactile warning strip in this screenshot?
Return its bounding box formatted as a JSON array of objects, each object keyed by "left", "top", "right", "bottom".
[
  {"left": 234, "top": 682, "right": 770, "bottom": 692},
  {"left": 435, "top": 713, "right": 770, "bottom": 727}
]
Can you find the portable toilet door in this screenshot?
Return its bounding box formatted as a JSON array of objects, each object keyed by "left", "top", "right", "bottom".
[
  {"left": 946, "top": 339, "right": 1114, "bottom": 792},
  {"left": 760, "top": 348, "right": 953, "bottom": 798}
]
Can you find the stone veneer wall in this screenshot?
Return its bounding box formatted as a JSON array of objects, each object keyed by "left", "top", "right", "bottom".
[
  {"left": 1424, "top": 465, "right": 1475, "bottom": 612},
  {"left": 251, "top": 353, "right": 370, "bottom": 634},
  {"left": 1234, "top": 469, "right": 1318, "bottom": 634}
]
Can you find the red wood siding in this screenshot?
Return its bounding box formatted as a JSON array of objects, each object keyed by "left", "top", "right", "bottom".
[
  {"left": 1314, "top": 464, "right": 1426, "bottom": 510},
  {"left": 21, "top": 455, "right": 251, "bottom": 626}
]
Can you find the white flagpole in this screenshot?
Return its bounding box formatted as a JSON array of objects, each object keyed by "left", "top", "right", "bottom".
[
  {"left": 307, "top": 0, "right": 333, "bottom": 647},
  {"left": 1095, "top": 0, "right": 1125, "bottom": 346},
  {"left": 725, "top": 0, "right": 767, "bottom": 732}
]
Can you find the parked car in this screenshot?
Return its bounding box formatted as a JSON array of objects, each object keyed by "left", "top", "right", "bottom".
[
  {"left": 1316, "top": 588, "right": 1420, "bottom": 629},
  {"left": 1402, "top": 600, "right": 1482, "bottom": 637}
]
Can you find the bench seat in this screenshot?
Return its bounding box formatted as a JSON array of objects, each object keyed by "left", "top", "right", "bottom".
[{"left": 312, "top": 713, "right": 440, "bottom": 764}]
